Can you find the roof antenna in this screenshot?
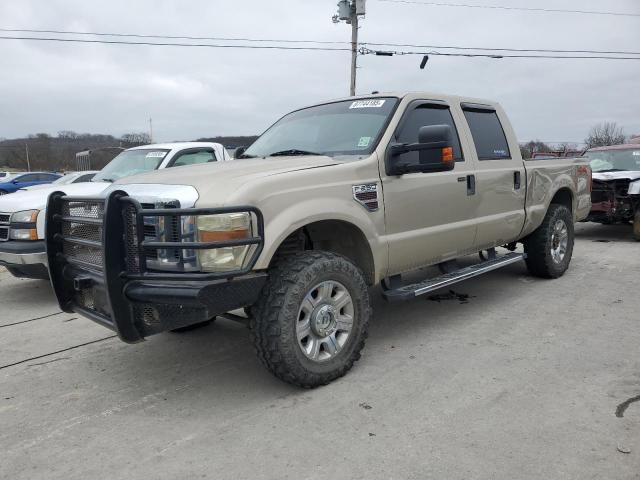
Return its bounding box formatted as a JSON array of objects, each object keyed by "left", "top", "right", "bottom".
[{"left": 419, "top": 55, "right": 429, "bottom": 70}]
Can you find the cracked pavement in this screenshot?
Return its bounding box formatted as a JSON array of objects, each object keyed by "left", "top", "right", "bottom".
[{"left": 1, "top": 222, "right": 639, "bottom": 479}]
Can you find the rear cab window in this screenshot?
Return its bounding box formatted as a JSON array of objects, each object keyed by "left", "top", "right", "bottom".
[{"left": 461, "top": 103, "right": 511, "bottom": 160}]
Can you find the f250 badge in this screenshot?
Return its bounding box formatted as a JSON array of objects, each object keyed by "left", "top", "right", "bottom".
[{"left": 352, "top": 183, "right": 379, "bottom": 212}]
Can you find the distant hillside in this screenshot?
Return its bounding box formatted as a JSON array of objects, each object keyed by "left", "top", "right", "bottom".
[{"left": 0, "top": 132, "right": 258, "bottom": 171}]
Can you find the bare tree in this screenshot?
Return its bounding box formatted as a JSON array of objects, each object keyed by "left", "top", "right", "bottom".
[
  {"left": 585, "top": 122, "right": 626, "bottom": 148},
  {"left": 120, "top": 132, "right": 151, "bottom": 146},
  {"left": 520, "top": 140, "right": 553, "bottom": 159},
  {"left": 58, "top": 130, "right": 79, "bottom": 140}
]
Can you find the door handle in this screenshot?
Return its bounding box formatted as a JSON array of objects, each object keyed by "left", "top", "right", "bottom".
[
  {"left": 514, "top": 171, "right": 521, "bottom": 190},
  {"left": 466, "top": 174, "right": 476, "bottom": 196}
]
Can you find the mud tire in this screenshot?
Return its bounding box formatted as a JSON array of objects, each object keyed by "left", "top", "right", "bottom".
[
  {"left": 524, "top": 204, "right": 574, "bottom": 278},
  {"left": 251, "top": 251, "right": 371, "bottom": 388}
]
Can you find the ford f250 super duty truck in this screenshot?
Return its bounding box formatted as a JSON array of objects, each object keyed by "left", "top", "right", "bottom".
[
  {"left": 45, "top": 92, "right": 591, "bottom": 387},
  {"left": 0, "top": 142, "right": 229, "bottom": 279}
]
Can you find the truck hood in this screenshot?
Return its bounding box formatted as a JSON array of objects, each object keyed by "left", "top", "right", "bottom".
[
  {"left": 0, "top": 181, "right": 111, "bottom": 212},
  {"left": 113, "top": 156, "right": 341, "bottom": 193},
  {"left": 592, "top": 171, "right": 640, "bottom": 182}
]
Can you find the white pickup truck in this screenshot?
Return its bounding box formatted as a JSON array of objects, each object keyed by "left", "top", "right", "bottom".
[{"left": 0, "top": 142, "right": 230, "bottom": 279}]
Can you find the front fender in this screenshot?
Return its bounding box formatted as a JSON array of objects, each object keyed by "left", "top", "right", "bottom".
[{"left": 254, "top": 196, "right": 386, "bottom": 282}]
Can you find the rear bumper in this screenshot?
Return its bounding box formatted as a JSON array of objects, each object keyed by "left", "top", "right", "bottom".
[{"left": 0, "top": 241, "right": 47, "bottom": 266}]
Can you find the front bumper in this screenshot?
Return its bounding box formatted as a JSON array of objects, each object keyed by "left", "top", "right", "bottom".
[
  {"left": 0, "top": 240, "right": 47, "bottom": 266},
  {"left": 46, "top": 190, "right": 266, "bottom": 343}
]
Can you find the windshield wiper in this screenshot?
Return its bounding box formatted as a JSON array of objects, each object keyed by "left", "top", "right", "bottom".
[
  {"left": 97, "top": 178, "right": 114, "bottom": 183},
  {"left": 237, "top": 153, "right": 257, "bottom": 159},
  {"left": 594, "top": 169, "right": 627, "bottom": 173},
  {"left": 268, "top": 149, "right": 322, "bottom": 157}
]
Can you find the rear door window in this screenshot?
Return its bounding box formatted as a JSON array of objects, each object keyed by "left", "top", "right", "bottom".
[{"left": 462, "top": 106, "right": 511, "bottom": 160}]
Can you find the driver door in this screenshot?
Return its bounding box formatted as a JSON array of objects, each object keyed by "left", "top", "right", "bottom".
[{"left": 382, "top": 100, "right": 478, "bottom": 274}]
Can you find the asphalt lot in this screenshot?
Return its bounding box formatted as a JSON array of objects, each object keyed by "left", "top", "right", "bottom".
[{"left": 1, "top": 222, "right": 639, "bottom": 480}]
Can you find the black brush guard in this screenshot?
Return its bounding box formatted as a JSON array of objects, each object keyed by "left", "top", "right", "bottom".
[{"left": 46, "top": 190, "right": 267, "bottom": 343}]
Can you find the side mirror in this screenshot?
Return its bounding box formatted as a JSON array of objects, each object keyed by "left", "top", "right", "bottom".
[
  {"left": 11, "top": 180, "right": 19, "bottom": 184},
  {"left": 234, "top": 146, "right": 247, "bottom": 159},
  {"left": 387, "top": 124, "right": 455, "bottom": 175}
]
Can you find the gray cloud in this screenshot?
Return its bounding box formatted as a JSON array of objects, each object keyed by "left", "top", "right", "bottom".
[{"left": 0, "top": 0, "right": 638, "bottom": 144}]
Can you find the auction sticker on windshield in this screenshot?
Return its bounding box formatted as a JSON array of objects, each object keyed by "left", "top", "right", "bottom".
[
  {"left": 358, "top": 137, "right": 371, "bottom": 148},
  {"left": 145, "top": 151, "right": 167, "bottom": 158},
  {"left": 350, "top": 99, "right": 386, "bottom": 109}
]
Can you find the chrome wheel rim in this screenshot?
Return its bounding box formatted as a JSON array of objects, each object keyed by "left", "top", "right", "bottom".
[
  {"left": 550, "top": 219, "right": 569, "bottom": 264},
  {"left": 297, "top": 280, "right": 354, "bottom": 363}
]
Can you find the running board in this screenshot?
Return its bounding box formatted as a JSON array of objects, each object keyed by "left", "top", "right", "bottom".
[{"left": 383, "top": 253, "right": 525, "bottom": 303}]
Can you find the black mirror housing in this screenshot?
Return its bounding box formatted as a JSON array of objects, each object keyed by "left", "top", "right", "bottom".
[
  {"left": 387, "top": 124, "right": 455, "bottom": 175},
  {"left": 234, "top": 146, "right": 247, "bottom": 159}
]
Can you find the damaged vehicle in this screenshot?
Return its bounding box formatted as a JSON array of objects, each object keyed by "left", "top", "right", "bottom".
[{"left": 586, "top": 138, "right": 640, "bottom": 240}]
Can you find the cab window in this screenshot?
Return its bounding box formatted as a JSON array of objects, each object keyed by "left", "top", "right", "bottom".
[
  {"left": 395, "top": 103, "right": 464, "bottom": 164},
  {"left": 170, "top": 150, "right": 217, "bottom": 167},
  {"left": 462, "top": 106, "right": 511, "bottom": 160}
]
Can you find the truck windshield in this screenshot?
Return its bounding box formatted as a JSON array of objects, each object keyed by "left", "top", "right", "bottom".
[
  {"left": 243, "top": 98, "right": 398, "bottom": 158},
  {"left": 588, "top": 149, "right": 640, "bottom": 172},
  {"left": 93, "top": 149, "right": 170, "bottom": 182}
]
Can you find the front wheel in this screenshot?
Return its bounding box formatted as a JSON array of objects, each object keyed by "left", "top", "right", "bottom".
[
  {"left": 633, "top": 209, "right": 640, "bottom": 241},
  {"left": 523, "top": 204, "right": 574, "bottom": 278},
  {"left": 251, "top": 251, "right": 371, "bottom": 388},
  {"left": 0, "top": 190, "right": 7, "bottom": 196}
]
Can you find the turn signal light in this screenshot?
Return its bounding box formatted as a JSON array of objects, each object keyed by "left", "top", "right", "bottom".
[{"left": 442, "top": 147, "right": 454, "bottom": 162}]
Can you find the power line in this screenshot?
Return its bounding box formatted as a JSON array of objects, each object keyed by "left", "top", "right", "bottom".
[
  {"left": 3, "top": 35, "right": 640, "bottom": 60},
  {"left": 0, "top": 27, "right": 348, "bottom": 45},
  {"left": 2, "top": 27, "right": 638, "bottom": 57},
  {"left": 0, "top": 35, "right": 350, "bottom": 51},
  {"left": 362, "top": 41, "right": 640, "bottom": 57},
  {"left": 375, "top": 0, "right": 640, "bottom": 17},
  {"left": 361, "top": 47, "right": 640, "bottom": 60}
]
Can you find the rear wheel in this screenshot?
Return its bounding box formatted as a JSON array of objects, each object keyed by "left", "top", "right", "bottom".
[
  {"left": 251, "top": 251, "right": 371, "bottom": 388},
  {"left": 633, "top": 209, "right": 640, "bottom": 241},
  {"left": 0, "top": 190, "right": 7, "bottom": 196},
  {"left": 524, "top": 204, "right": 574, "bottom": 278}
]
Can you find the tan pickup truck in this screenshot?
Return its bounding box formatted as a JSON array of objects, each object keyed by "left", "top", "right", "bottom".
[{"left": 46, "top": 92, "right": 591, "bottom": 387}]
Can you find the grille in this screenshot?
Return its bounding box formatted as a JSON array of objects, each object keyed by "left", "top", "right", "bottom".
[
  {"left": 60, "top": 200, "right": 105, "bottom": 271},
  {"left": 139, "top": 203, "right": 182, "bottom": 264},
  {"left": 0, "top": 227, "right": 7, "bottom": 241},
  {"left": 0, "top": 214, "right": 10, "bottom": 223}
]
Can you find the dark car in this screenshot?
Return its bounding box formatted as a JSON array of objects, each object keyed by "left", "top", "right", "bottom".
[{"left": 0, "top": 172, "right": 62, "bottom": 195}]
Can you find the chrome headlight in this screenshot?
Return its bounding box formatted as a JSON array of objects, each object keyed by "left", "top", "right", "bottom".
[
  {"left": 196, "top": 213, "right": 253, "bottom": 272},
  {"left": 11, "top": 209, "right": 39, "bottom": 223}
]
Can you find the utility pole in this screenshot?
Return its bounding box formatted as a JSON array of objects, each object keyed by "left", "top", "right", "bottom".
[
  {"left": 350, "top": 13, "right": 358, "bottom": 96},
  {"left": 24, "top": 143, "right": 30, "bottom": 172},
  {"left": 149, "top": 117, "right": 153, "bottom": 143},
  {"left": 333, "top": 0, "right": 366, "bottom": 96}
]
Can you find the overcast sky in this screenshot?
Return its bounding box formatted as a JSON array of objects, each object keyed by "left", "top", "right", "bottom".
[{"left": 0, "top": 0, "right": 638, "bottom": 145}]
